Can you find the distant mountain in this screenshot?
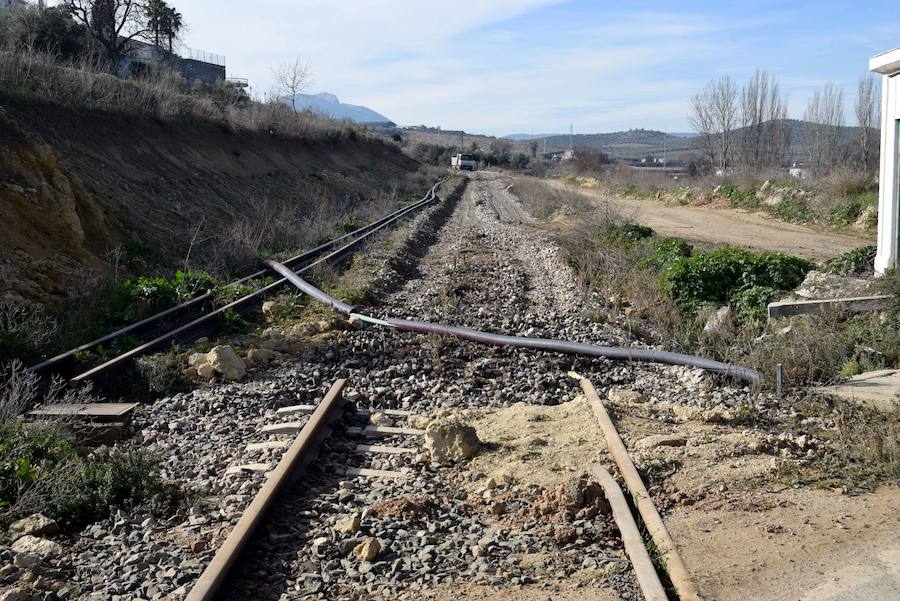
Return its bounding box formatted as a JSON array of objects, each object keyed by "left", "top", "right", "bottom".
[
  {"left": 286, "top": 92, "right": 393, "bottom": 124},
  {"left": 669, "top": 132, "right": 700, "bottom": 138}
]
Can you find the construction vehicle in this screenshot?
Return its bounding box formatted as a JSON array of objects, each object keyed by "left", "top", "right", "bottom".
[{"left": 451, "top": 153, "right": 476, "bottom": 171}]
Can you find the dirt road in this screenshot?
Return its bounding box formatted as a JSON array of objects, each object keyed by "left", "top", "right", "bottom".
[{"left": 552, "top": 180, "right": 872, "bottom": 261}]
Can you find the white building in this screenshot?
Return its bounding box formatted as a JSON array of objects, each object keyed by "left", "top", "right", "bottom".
[{"left": 869, "top": 47, "right": 900, "bottom": 274}]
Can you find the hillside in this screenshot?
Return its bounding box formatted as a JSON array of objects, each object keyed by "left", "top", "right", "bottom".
[
  {"left": 0, "top": 95, "right": 418, "bottom": 304},
  {"left": 288, "top": 92, "right": 393, "bottom": 124}
]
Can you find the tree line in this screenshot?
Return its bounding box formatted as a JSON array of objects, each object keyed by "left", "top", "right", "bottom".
[
  {"left": 1, "top": 1, "right": 184, "bottom": 67},
  {"left": 690, "top": 70, "right": 880, "bottom": 175}
]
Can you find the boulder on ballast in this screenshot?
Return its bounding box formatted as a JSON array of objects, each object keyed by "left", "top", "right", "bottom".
[
  {"left": 352, "top": 537, "right": 381, "bottom": 561},
  {"left": 8, "top": 513, "right": 59, "bottom": 538},
  {"left": 11, "top": 535, "right": 62, "bottom": 560},
  {"left": 207, "top": 345, "right": 246, "bottom": 380},
  {"left": 424, "top": 418, "right": 480, "bottom": 464},
  {"left": 247, "top": 348, "right": 276, "bottom": 365}
]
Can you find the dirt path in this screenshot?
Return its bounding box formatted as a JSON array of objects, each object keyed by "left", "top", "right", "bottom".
[
  {"left": 551, "top": 180, "right": 872, "bottom": 261},
  {"left": 668, "top": 487, "right": 900, "bottom": 601}
]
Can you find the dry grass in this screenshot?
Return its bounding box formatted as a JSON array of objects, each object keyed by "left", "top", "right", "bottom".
[{"left": 0, "top": 49, "right": 362, "bottom": 141}]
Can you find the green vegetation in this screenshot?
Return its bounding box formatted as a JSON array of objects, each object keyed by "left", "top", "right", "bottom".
[
  {"left": 519, "top": 175, "right": 896, "bottom": 389},
  {"left": 0, "top": 423, "right": 187, "bottom": 529},
  {"left": 661, "top": 247, "right": 813, "bottom": 315},
  {"left": 829, "top": 192, "right": 877, "bottom": 226},
  {"left": 114, "top": 271, "right": 217, "bottom": 314},
  {"left": 825, "top": 245, "right": 876, "bottom": 275},
  {"left": 0, "top": 363, "right": 189, "bottom": 528},
  {"left": 636, "top": 238, "right": 693, "bottom": 271}
]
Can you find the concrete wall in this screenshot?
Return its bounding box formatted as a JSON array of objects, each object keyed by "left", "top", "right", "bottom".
[
  {"left": 176, "top": 58, "right": 225, "bottom": 88},
  {"left": 871, "top": 48, "right": 900, "bottom": 274}
]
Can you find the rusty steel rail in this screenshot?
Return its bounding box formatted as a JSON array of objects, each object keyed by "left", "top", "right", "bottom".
[
  {"left": 39, "top": 179, "right": 445, "bottom": 385},
  {"left": 186, "top": 378, "right": 348, "bottom": 601},
  {"left": 591, "top": 465, "right": 668, "bottom": 601},
  {"left": 581, "top": 377, "right": 703, "bottom": 601}
]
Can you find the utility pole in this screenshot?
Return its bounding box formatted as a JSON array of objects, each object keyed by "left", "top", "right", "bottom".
[{"left": 663, "top": 131, "right": 667, "bottom": 166}]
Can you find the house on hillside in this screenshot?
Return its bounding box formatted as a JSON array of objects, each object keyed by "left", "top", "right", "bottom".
[{"left": 119, "top": 40, "right": 244, "bottom": 89}]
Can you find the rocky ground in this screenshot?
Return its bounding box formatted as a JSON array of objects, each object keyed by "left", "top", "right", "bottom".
[{"left": 0, "top": 173, "right": 851, "bottom": 601}]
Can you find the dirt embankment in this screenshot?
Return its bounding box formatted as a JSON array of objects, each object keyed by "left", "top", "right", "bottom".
[{"left": 0, "top": 96, "right": 418, "bottom": 304}]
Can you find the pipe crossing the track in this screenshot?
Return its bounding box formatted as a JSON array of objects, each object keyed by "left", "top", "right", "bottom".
[
  {"left": 263, "top": 260, "right": 762, "bottom": 385},
  {"left": 34, "top": 178, "right": 446, "bottom": 384}
]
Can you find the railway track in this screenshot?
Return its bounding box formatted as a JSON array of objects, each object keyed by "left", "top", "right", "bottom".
[
  {"left": 185, "top": 379, "right": 429, "bottom": 600},
  {"left": 26, "top": 179, "right": 446, "bottom": 385},
  {"left": 53, "top": 173, "right": 757, "bottom": 600}
]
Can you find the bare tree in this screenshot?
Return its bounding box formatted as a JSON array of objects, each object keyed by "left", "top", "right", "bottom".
[
  {"left": 855, "top": 74, "right": 880, "bottom": 173},
  {"left": 804, "top": 83, "right": 845, "bottom": 173},
  {"left": 63, "top": 0, "right": 148, "bottom": 65},
  {"left": 738, "top": 70, "right": 790, "bottom": 170},
  {"left": 273, "top": 56, "right": 311, "bottom": 111},
  {"left": 690, "top": 75, "right": 738, "bottom": 172}
]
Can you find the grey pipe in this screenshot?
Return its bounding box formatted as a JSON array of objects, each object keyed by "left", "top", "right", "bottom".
[
  {"left": 264, "top": 260, "right": 356, "bottom": 315},
  {"left": 264, "top": 260, "right": 761, "bottom": 385}
]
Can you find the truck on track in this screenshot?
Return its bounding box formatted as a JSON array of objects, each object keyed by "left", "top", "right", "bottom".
[{"left": 451, "top": 153, "right": 476, "bottom": 171}]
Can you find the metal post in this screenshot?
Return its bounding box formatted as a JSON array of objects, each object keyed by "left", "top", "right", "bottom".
[{"left": 776, "top": 363, "right": 784, "bottom": 397}]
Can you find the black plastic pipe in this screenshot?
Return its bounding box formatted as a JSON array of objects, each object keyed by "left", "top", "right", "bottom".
[{"left": 264, "top": 260, "right": 761, "bottom": 385}]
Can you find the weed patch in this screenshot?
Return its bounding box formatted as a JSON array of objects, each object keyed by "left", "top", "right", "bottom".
[
  {"left": 825, "top": 245, "right": 876, "bottom": 275},
  {"left": 0, "top": 362, "right": 189, "bottom": 528},
  {"left": 660, "top": 247, "right": 813, "bottom": 315}
]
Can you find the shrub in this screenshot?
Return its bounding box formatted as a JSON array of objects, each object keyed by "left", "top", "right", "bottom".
[
  {"left": 730, "top": 285, "right": 778, "bottom": 322},
  {"left": 718, "top": 184, "right": 759, "bottom": 208},
  {"left": 47, "top": 445, "right": 188, "bottom": 530},
  {"left": 661, "top": 247, "right": 813, "bottom": 315},
  {"left": 0, "top": 423, "right": 74, "bottom": 513},
  {"left": 135, "top": 347, "right": 189, "bottom": 394},
  {"left": 0, "top": 303, "right": 58, "bottom": 364},
  {"left": 605, "top": 223, "right": 655, "bottom": 246},
  {"left": 770, "top": 196, "right": 813, "bottom": 223},
  {"left": 746, "top": 314, "right": 855, "bottom": 384},
  {"left": 829, "top": 193, "right": 877, "bottom": 225},
  {"left": 118, "top": 270, "right": 218, "bottom": 313},
  {"left": 637, "top": 238, "right": 693, "bottom": 271},
  {"left": 825, "top": 245, "right": 877, "bottom": 275}
]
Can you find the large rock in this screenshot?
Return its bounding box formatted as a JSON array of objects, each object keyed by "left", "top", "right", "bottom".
[
  {"left": 351, "top": 537, "right": 381, "bottom": 561},
  {"left": 424, "top": 419, "right": 480, "bottom": 464},
  {"left": 333, "top": 513, "right": 361, "bottom": 535},
  {"left": 8, "top": 514, "right": 59, "bottom": 538},
  {"left": 261, "top": 300, "right": 284, "bottom": 319},
  {"left": 407, "top": 414, "right": 431, "bottom": 430},
  {"left": 246, "top": 348, "right": 276, "bottom": 365},
  {"left": 607, "top": 387, "right": 644, "bottom": 404},
  {"left": 207, "top": 345, "right": 246, "bottom": 380},
  {"left": 0, "top": 588, "right": 29, "bottom": 601},
  {"left": 10, "top": 535, "right": 62, "bottom": 559}
]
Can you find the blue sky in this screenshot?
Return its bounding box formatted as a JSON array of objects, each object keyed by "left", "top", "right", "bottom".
[{"left": 178, "top": 0, "right": 899, "bottom": 135}]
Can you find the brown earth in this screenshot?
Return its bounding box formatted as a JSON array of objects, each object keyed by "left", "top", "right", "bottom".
[
  {"left": 0, "top": 95, "right": 418, "bottom": 303},
  {"left": 549, "top": 179, "right": 872, "bottom": 261}
]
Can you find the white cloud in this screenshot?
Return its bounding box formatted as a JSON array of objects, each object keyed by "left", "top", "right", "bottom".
[{"left": 167, "top": 2, "right": 881, "bottom": 134}]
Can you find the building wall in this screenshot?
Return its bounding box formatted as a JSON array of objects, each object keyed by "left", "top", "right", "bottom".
[{"left": 176, "top": 58, "right": 225, "bottom": 88}]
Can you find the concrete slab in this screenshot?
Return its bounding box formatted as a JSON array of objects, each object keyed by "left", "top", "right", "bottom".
[
  {"left": 817, "top": 369, "right": 900, "bottom": 411},
  {"left": 767, "top": 295, "right": 891, "bottom": 319}
]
